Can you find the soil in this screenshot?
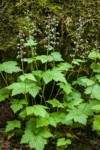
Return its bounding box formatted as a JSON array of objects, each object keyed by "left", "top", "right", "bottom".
[
  {"left": 0, "top": 101, "right": 14, "bottom": 127},
  {"left": 0, "top": 101, "right": 100, "bottom": 150}
]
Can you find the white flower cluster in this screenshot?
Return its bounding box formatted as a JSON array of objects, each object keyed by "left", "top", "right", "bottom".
[
  {"left": 16, "top": 32, "right": 26, "bottom": 61},
  {"left": 16, "top": 11, "right": 37, "bottom": 60},
  {"left": 69, "top": 17, "right": 90, "bottom": 61},
  {"left": 43, "top": 15, "right": 60, "bottom": 50}
]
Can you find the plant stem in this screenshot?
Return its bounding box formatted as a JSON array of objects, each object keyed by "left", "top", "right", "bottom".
[
  {"left": 41, "top": 81, "right": 46, "bottom": 104},
  {"left": 49, "top": 81, "right": 55, "bottom": 99},
  {"left": 0, "top": 72, "right": 8, "bottom": 86},
  {"left": 55, "top": 88, "right": 61, "bottom": 99}
]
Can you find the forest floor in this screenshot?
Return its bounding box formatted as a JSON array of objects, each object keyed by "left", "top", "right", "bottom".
[{"left": 0, "top": 101, "right": 100, "bottom": 150}]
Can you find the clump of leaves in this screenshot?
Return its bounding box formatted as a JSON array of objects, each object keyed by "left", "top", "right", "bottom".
[{"left": 0, "top": 33, "right": 100, "bottom": 150}]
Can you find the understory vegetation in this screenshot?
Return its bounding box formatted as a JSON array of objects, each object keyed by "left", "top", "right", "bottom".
[{"left": 0, "top": 0, "right": 100, "bottom": 150}]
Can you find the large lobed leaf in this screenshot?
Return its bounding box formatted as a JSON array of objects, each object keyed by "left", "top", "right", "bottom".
[
  {"left": 21, "top": 129, "right": 47, "bottom": 150},
  {"left": 57, "top": 138, "right": 71, "bottom": 147},
  {"left": 0, "top": 88, "right": 10, "bottom": 102},
  {"left": 6, "top": 120, "right": 21, "bottom": 132},
  {"left": 36, "top": 112, "right": 69, "bottom": 128},
  {"left": 85, "top": 84, "right": 100, "bottom": 100},
  {"left": 58, "top": 82, "right": 72, "bottom": 95},
  {"left": 43, "top": 68, "right": 66, "bottom": 84},
  {"left": 93, "top": 115, "right": 100, "bottom": 131},
  {"left": 47, "top": 98, "right": 64, "bottom": 108},
  {"left": 24, "top": 39, "right": 37, "bottom": 46},
  {"left": 91, "top": 104, "right": 100, "bottom": 111},
  {"left": 57, "top": 62, "right": 72, "bottom": 71},
  {"left": 36, "top": 52, "right": 63, "bottom": 63},
  {"left": 88, "top": 50, "right": 100, "bottom": 60},
  {"left": 0, "top": 61, "right": 21, "bottom": 73},
  {"left": 65, "top": 108, "right": 88, "bottom": 125},
  {"left": 19, "top": 73, "right": 36, "bottom": 81},
  {"left": 65, "top": 100, "right": 98, "bottom": 125},
  {"left": 72, "top": 76, "right": 94, "bottom": 87},
  {"left": 72, "top": 59, "right": 85, "bottom": 65},
  {"left": 91, "top": 62, "right": 100, "bottom": 73},
  {"left": 7, "top": 82, "right": 28, "bottom": 96},
  {"left": 21, "top": 118, "right": 52, "bottom": 150},
  {"left": 11, "top": 99, "right": 28, "bottom": 113},
  {"left": 7, "top": 82, "right": 41, "bottom": 98},
  {"left": 95, "top": 74, "right": 100, "bottom": 82},
  {"left": 26, "top": 105, "right": 48, "bottom": 118}
]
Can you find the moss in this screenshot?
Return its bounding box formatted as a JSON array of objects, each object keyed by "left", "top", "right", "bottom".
[{"left": 0, "top": 0, "right": 100, "bottom": 62}]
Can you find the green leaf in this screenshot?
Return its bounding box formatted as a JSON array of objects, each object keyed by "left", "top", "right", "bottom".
[
  {"left": 0, "top": 61, "right": 21, "bottom": 73},
  {"left": 0, "top": 88, "right": 10, "bottom": 102},
  {"left": 65, "top": 108, "right": 88, "bottom": 125},
  {"left": 91, "top": 62, "right": 100, "bottom": 73},
  {"left": 11, "top": 99, "right": 27, "bottom": 113},
  {"left": 73, "top": 76, "right": 94, "bottom": 86},
  {"left": 26, "top": 105, "right": 48, "bottom": 118},
  {"left": 43, "top": 68, "right": 66, "bottom": 84},
  {"left": 19, "top": 73, "right": 36, "bottom": 81},
  {"left": 47, "top": 99, "right": 64, "bottom": 108},
  {"left": 51, "top": 112, "right": 71, "bottom": 125},
  {"left": 88, "top": 50, "right": 100, "bottom": 60},
  {"left": 50, "top": 52, "right": 63, "bottom": 61},
  {"left": 37, "top": 112, "right": 68, "bottom": 128},
  {"left": 19, "top": 109, "right": 27, "bottom": 118},
  {"left": 21, "top": 118, "right": 52, "bottom": 150},
  {"left": 42, "top": 70, "right": 52, "bottom": 83},
  {"left": 64, "top": 98, "right": 83, "bottom": 109},
  {"left": 24, "top": 39, "right": 37, "bottom": 46},
  {"left": 36, "top": 52, "right": 63, "bottom": 63},
  {"left": 28, "top": 85, "right": 41, "bottom": 98},
  {"left": 47, "top": 45, "right": 54, "bottom": 51},
  {"left": 64, "top": 91, "right": 82, "bottom": 101},
  {"left": 6, "top": 120, "right": 21, "bottom": 132},
  {"left": 57, "top": 62, "right": 72, "bottom": 71},
  {"left": 36, "top": 55, "right": 49, "bottom": 63},
  {"left": 93, "top": 115, "right": 100, "bottom": 131},
  {"left": 29, "top": 135, "right": 47, "bottom": 150},
  {"left": 21, "top": 129, "right": 34, "bottom": 143},
  {"left": 91, "top": 105, "right": 100, "bottom": 111},
  {"left": 25, "top": 118, "right": 52, "bottom": 137},
  {"left": 36, "top": 116, "right": 56, "bottom": 127},
  {"left": 85, "top": 84, "right": 100, "bottom": 100},
  {"left": 95, "top": 74, "right": 100, "bottom": 82},
  {"left": 51, "top": 68, "right": 66, "bottom": 83},
  {"left": 38, "top": 128, "right": 52, "bottom": 138},
  {"left": 78, "top": 100, "right": 100, "bottom": 117},
  {"left": 32, "top": 70, "right": 43, "bottom": 79},
  {"left": 57, "top": 138, "right": 71, "bottom": 147},
  {"left": 7, "top": 82, "right": 28, "bottom": 96},
  {"left": 23, "top": 57, "right": 36, "bottom": 64},
  {"left": 7, "top": 82, "right": 41, "bottom": 98},
  {"left": 58, "top": 82, "right": 72, "bottom": 94},
  {"left": 21, "top": 129, "right": 47, "bottom": 150},
  {"left": 72, "top": 59, "right": 85, "bottom": 65},
  {"left": 84, "top": 86, "right": 92, "bottom": 94}
]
